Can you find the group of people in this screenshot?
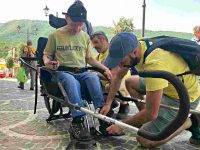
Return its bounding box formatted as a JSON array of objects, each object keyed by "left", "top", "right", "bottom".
[{"left": 42, "top": 0, "right": 200, "bottom": 148}]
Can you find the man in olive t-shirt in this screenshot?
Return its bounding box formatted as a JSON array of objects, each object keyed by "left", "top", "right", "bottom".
[{"left": 43, "top": 2, "right": 114, "bottom": 142}]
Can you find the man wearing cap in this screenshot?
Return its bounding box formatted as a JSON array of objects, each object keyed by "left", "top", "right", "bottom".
[
  {"left": 100, "top": 32, "right": 200, "bottom": 147},
  {"left": 43, "top": 2, "right": 114, "bottom": 142},
  {"left": 90, "top": 31, "right": 132, "bottom": 119}
]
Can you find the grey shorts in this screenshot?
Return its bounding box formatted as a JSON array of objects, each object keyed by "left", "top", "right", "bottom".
[
  {"left": 138, "top": 77, "right": 200, "bottom": 134},
  {"left": 137, "top": 77, "right": 146, "bottom": 95}
]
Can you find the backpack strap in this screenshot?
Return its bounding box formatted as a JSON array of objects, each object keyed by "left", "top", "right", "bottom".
[
  {"left": 143, "top": 38, "right": 172, "bottom": 63},
  {"left": 143, "top": 38, "right": 151, "bottom": 49}
]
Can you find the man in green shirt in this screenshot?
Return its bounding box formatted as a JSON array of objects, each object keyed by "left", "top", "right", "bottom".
[{"left": 43, "top": 2, "right": 114, "bottom": 142}]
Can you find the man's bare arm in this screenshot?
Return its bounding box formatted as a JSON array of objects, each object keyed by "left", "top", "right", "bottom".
[
  {"left": 86, "top": 56, "right": 109, "bottom": 72},
  {"left": 123, "top": 89, "right": 163, "bottom": 127},
  {"left": 105, "top": 66, "right": 129, "bottom": 105}
]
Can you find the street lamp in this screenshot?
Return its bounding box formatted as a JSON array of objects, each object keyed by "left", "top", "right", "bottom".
[
  {"left": 43, "top": 5, "right": 50, "bottom": 17},
  {"left": 142, "top": 0, "right": 146, "bottom": 37},
  {"left": 43, "top": 5, "right": 59, "bottom": 17}
]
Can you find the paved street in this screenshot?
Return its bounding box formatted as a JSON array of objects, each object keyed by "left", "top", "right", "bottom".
[{"left": 0, "top": 79, "right": 199, "bottom": 150}]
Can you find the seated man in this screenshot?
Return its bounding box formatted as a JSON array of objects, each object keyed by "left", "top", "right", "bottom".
[
  {"left": 43, "top": 2, "right": 114, "bottom": 141},
  {"left": 100, "top": 32, "right": 200, "bottom": 148},
  {"left": 90, "top": 31, "right": 132, "bottom": 119}
]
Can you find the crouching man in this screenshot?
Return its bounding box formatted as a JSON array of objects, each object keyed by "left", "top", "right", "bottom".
[{"left": 100, "top": 32, "right": 200, "bottom": 148}]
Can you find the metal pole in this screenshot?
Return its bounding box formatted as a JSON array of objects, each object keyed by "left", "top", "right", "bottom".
[{"left": 142, "top": 0, "right": 146, "bottom": 37}]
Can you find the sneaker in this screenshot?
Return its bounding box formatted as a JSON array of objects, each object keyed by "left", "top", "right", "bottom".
[
  {"left": 188, "top": 113, "right": 200, "bottom": 146},
  {"left": 69, "top": 117, "right": 93, "bottom": 142},
  {"left": 30, "top": 87, "right": 34, "bottom": 90},
  {"left": 18, "top": 82, "right": 24, "bottom": 90},
  {"left": 17, "top": 85, "right": 24, "bottom": 90},
  {"left": 116, "top": 103, "right": 130, "bottom": 119},
  {"left": 189, "top": 126, "right": 200, "bottom": 145}
]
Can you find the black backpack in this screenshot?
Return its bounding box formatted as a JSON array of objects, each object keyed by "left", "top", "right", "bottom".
[{"left": 141, "top": 36, "right": 200, "bottom": 76}]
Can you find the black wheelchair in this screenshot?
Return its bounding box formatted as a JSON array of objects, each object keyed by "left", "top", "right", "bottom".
[{"left": 19, "top": 14, "right": 192, "bottom": 148}]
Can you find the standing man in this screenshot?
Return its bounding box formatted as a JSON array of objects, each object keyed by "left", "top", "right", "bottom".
[
  {"left": 18, "top": 39, "right": 36, "bottom": 90},
  {"left": 43, "top": 2, "right": 116, "bottom": 142},
  {"left": 100, "top": 32, "right": 200, "bottom": 148},
  {"left": 191, "top": 26, "right": 200, "bottom": 45},
  {"left": 90, "top": 31, "right": 131, "bottom": 119}
]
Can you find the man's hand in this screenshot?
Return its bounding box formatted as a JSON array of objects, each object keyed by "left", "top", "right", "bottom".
[
  {"left": 104, "top": 69, "right": 112, "bottom": 80},
  {"left": 100, "top": 103, "right": 111, "bottom": 115},
  {"left": 45, "top": 60, "right": 60, "bottom": 70},
  {"left": 106, "top": 124, "right": 123, "bottom": 135}
]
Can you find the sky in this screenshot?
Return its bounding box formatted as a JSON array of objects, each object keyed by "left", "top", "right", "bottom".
[{"left": 0, "top": 0, "right": 200, "bottom": 33}]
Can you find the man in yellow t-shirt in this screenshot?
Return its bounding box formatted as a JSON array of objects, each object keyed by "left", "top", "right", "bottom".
[
  {"left": 43, "top": 2, "right": 117, "bottom": 142},
  {"left": 99, "top": 32, "right": 200, "bottom": 148},
  {"left": 90, "top": 31, "right": 131, "bottom": 119}
]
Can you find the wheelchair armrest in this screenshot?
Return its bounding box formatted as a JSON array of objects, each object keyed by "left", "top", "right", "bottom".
[{"left": 19, "top": 57, "right": 37, "bottom": 71}]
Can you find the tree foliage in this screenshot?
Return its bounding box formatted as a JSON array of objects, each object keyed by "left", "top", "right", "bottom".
[
  {"left": 0, "top": 19, "right": 193, "bottom": 59},
  {"left": 113, "top": 17, "right": 135, "bottom": 34},
  {"left": 6, "top": 57, "right": 14, "bottom": 69}
]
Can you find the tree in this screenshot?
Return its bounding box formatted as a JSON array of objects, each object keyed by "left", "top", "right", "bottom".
[{"left": 113, "top": 17, "right": 135, "bottom": 34}]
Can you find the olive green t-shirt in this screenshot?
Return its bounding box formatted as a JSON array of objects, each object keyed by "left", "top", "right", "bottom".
[{"left": 44, "top": 28, "right": 93, "bottom": 68}]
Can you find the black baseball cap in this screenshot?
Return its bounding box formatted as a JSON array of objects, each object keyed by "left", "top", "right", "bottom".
[{"left": 62, "top": 2, "right": 87, "bottom": 22}]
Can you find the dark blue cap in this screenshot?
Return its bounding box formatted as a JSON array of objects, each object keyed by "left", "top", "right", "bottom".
[
  {"left": 62, "top": 2, "right": 87, "bottom": 22},
  {"left": 104, "top": 32, "right": 138, "bottom": 68}
]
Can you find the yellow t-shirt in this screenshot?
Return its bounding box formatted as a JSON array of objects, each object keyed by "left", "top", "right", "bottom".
[
  {"left": 23, "top": 46, "right": 36, "bottom": 56},
  {"left": 136, "top": 41, "right": 200, "bottom": 102},
  {"left": 44, "top": 28, "right": 93, "bottom": 68},
  {"left": 95, "top": 48, "right": 131, "bottom": 96},
  {"left": 95, "top": 49, "right": 109, "bottom": 63}
]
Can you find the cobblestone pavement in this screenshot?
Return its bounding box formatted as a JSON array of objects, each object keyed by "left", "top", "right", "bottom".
[{"left": 0, "top": 79, "right": 200, "bottom": 150}]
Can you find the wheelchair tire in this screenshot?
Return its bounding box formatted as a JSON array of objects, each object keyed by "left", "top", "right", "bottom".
[{"left": 43, "top": 96, "right": 63, "bottom": 115}]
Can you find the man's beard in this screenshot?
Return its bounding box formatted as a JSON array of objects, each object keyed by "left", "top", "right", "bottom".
[
  {"left": 130, "top": 56, "right": 140, "bottom": 66},
  {"left": 123, "top": 56, "right": 140, "bottom": 68}
]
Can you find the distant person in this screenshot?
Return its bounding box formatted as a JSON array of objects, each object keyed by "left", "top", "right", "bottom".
[
  {"left": 191, "top": 25, "right": 200, "bottom": 45},
  {"left": 18, "top": 40, "right": 36, "bottom": 90},
  {"left": 90, "top": 31, "right": 131, "bottom": 119}
]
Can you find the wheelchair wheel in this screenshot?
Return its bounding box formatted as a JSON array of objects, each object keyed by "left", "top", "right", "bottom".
[
  {"left": 43, "top": 95, "right": 71, "bottom": 123},
  {"left": 43, "top": 96, "right": 61, "bottom": 115}
]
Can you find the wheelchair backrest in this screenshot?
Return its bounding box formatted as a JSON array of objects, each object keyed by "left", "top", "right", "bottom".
[
  {"left": 49, "top": 14, "right": 93, "bottom": 35},
  {"left": 36, "top": 37, "right": 48, "bottom": 66},
  {"left": 49, "top": 14, "right": 67, "bottom": 29}
]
